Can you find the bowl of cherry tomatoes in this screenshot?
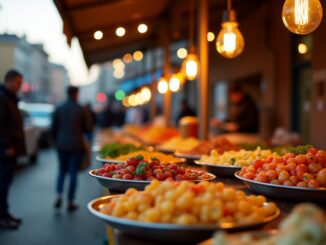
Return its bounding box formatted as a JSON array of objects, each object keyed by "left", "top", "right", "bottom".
[
  {"left": 236, "top": 147, "right": 326, "bottom": 202},
  {"left": 89, "top": 155, "right": 215, "bottom": 192}
]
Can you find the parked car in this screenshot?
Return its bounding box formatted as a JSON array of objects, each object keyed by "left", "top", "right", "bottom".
[
  {"left": 18, "top": 102, "right": 55, "bottom": 163},
  {"left": 20, "top": 102, "right": 55, "bottom": 147}
]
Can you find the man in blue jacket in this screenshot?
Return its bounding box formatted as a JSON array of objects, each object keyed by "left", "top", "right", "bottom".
[
  {"left": 0, "top": 70, "right": 25, "bottom": 229},
  {"left": 51, "top": 86, "right": 90, "bottom": 211}
]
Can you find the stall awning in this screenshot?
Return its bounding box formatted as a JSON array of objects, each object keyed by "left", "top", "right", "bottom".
[{"left": 54, "top": 0, "right": 265, "bottom": 67}]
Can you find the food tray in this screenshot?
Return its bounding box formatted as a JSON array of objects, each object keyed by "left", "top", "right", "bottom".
[
  {"left": 194, "top": 161, "right": 241, "bottom": 177},
  {"left": 88, "top": 195, "right": 280, "bottom": 243},
  {"left": 89, "top": 170, "right": 216, "bottom": 192},
  {"left": 235, "top": 171, "right": 326, "bottom": 202}
]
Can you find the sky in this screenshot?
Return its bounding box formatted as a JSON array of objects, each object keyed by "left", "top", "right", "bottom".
[{"left": 0, "top": 0, "right": 99, "bottom": 85}]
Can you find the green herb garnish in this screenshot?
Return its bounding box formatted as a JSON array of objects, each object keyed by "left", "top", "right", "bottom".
[
  {"left": 135, "top": 162, "right": 147, "bottom": 176},
  {"left": 135, "top": 154, "right": 144, "bottom": 161},
  {"left": 99, "top": 142, "right": 143, "bottom": 158}
]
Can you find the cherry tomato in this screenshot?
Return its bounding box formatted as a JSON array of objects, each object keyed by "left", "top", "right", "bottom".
[
  {"left": 102, "top": 173, "right": 110, "bottom": 178},
  {"left": 275, "top": 164, "right": 286, "bottom": 174},
  {"left": 176, "top": 168, "right": 185, "bottom": 175},
  {"left": 316, "top": 150, "right": 326, "bottom": 164},
  {"left": 133, "top": 176, "right": 143, "bottom": 180},
  {"left": 256, "top": 172, "right": 268, "bottom": 182},
  {"left": 295, "top": 164, "right": 308, "bottom": 180},
  {"left": 266, "top": 170, "right": 277, "bottom": 181},
  {"left": 175, "top": 174, "right": 184, "bottom": 181},
  {"left": 165, "top": 172, "right": 173, "bottom": 178},
  {"left": 126, "top": 165, "right": 135, "bottom": 173},
  {"left": 112, "top": 174, "right": 122, "bottom": 179},
  {"left": 120, "top": 169, "right": 129, "bottom": 175},
  {"left": 308, "top": 147, "right": 317, "bottom": 155},
  {"left": 307, "top": 179, "right": 319, "bottom": 188},
  {"left": 295, "top": 155, "right": 308, "bottom": 165},
  {"left": 153, "top": 169, "right": 162, "bottom": 175},
  {"left": 289, "top": 176, "right": 298, "bottom": 185},
  {"left": 156, "top": 173, "right": 167, "bottom": 181},
  {"left": 308, "top": 163, "right": 323, "bottom": 173},
  {"left": 283, "top": 180, "right": 294, "bottom": 186},
  {"left": 253, "top": 159, "right": 263, "bottom": 168},
  {"left": 296, "top": 181, "right": 307, "bottom": 188},
  {"left": 122, "top": 174, "right": 132, "bottom": 180},
  {"left": 303, "top": 173, "right": 314, "bottom": 183},
  {"left": 244, "top": 173, "right": 255, "bottom": 180},
  {"left": 316, "top": 168, "right": 326, "bottom": 186},
  {"left": 126, "top": 157, "right": 139, "bottom": 167},
  {"left": 278, "top": 170, "right": 290, "bottom": 183},
  {"left": 144, "top": 171, "right": 153, "bottom": 179}
]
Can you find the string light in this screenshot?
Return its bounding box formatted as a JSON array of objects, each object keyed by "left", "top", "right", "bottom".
[
  {"left": 138, "top": 24, "right": 148, "bottom": 33},
  {"left": 169, "top": 75, "right": 181, "bottom": 92},
  {"left": 177, "top": 48, "right": 188, "bottom": 59},
  {"left": 207, "top": 32, "right": 215, "bottom": 42},
  {"left": 157, "top": 78, "right": 168, "bottom": 94},
  {"left": 123, "top": 53, "right": 133, "bottom": 63},
  {"left": 93, "top": 30, "right": 103, "bottom": 40},
  {"left": 133, "top": 51, "right": 143, "bottom": 61},
  {"left": 116, "top": 27, "right": 126, "bottom": 37}
]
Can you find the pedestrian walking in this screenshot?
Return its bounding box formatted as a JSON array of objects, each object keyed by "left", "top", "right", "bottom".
[
  {"left": 51, "top": 86, "right": 90, "bottom": 211},
  {"left": 83, "top": 103, "right": 97, "bottom": 145},
  {"left": 0, "top": 70, "right": 25, "bottom": 229}
]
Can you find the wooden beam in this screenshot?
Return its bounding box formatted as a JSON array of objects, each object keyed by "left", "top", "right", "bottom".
[
  {"left": 160, "top": 22, "right": 172, "bottom": 127},
  {"left": 61, "top": 0, "right": 119, "bottom": 14},
  {"left": 198, "top": 0, "right": 209, "bottom": 140}
]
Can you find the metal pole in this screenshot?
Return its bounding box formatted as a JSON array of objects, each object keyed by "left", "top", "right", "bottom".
[{"left": 198, "top": 0, "right": 209, "bottom": 139}]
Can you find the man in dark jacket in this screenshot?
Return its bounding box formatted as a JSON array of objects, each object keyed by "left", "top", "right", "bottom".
[
  {"left": 51, "top": 86, "right": 90, "bottom": 211},
  {"left": 211, "top": 85, "right": 258, "bottom": 133},
  {"left": 0, "top": 70, "right": 25, "bottom": 229}
]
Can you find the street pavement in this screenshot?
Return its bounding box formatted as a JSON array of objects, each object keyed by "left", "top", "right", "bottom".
[{"left": 0, "top": 148, "right": 106, "bottom": 245}]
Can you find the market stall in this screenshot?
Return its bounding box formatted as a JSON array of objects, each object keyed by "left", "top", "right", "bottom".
[{"left": 53, "top": 0, "right": 326, "bottom": 244}]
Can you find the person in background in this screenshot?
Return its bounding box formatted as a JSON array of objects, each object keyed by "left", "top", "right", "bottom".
[
  {"left": 176, "top": 99, "right": 196, "bottom": 124},
  {"left": 98, "top": 101, "right": 115, "bottom": 129},
  {"left": 125, "top": 106, "right": 144, "bottom": 125},
  {"left": 51, "top": 86, "right": 90, "bottom": 212},
  {"left": 112, "top": 103, "right": 125, "bottom": 127},
  {"left": 152, "top": 106, "right": 166, "bottom": 127},
  {"left": 211, "top": 85, "right": 258, "bottom": 133},
  {"left": 83, "top": 103, "right": 97, "bottom": 145},
  {"left": 0, "top": 70, "right": 25, "bottom": 229}
]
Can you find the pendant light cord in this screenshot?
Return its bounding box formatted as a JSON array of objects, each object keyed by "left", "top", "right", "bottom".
[
  {"left": 227, "top": 0, "right": 232, "bottom": 11},
  {"left": 189, "top": 0, "right": 195, "bottom": 51}
]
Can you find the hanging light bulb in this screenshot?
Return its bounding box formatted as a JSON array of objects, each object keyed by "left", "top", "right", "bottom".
[
  {"left": 282, "top": 0, "right": 323, "bottom": 34},
  {"left": 182, "top": 0, "right": 199, "bottom": 81},
  {"left": 169, "top": 74, "right": 181, "bottom": 92},
  {"left": 157, "top": 78, "right": 168, "bottom": 94},
  {"left": 182, "top": 53, "right": 199, "bottom": 80},
  {"left": 140, "top": 87, "right": 151, "bottom": 102},
  {"left": 216, "top": 8, "right": 244, "bottom": 59}
]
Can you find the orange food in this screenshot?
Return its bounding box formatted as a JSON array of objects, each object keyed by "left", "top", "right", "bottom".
[
  {"left": 239, "top": 147, "right": 326, "bottom": 188},
  {"left": 183, "top": 137, "right": 240, "bottom": 155},
  {"left": 100, "top": 180, "right": 278, "bottom": 225}
]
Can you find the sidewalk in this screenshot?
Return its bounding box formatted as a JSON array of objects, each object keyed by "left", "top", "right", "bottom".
[{"left": 0, "top": 148, "right": 106, "bottom": 245}]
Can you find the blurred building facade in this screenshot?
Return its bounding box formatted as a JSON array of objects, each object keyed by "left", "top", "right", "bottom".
[
  {"left": 49, "top": 63, "right": 70, "bottom": 104},
  {"left": 30, "top": 44, "right": 50, "bottom": 101},
  {"left": 0, "top": 34, "right": 32, "bottom": 83},
  {"left": 0, "top": 33, "right": 70, "bottom": 103}
]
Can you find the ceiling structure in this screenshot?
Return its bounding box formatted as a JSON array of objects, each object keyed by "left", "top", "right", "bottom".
[{"left": 54, "top": 0, "right": 265, "bottom": 67}]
